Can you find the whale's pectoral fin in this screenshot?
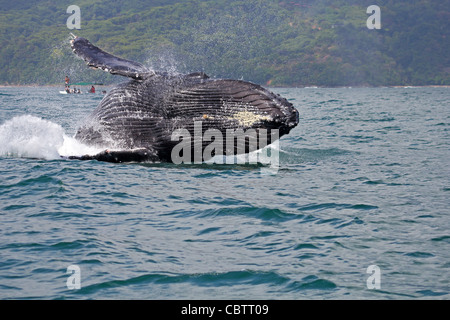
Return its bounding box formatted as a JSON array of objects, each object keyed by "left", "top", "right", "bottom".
[
  {"left": 67, "top": 148, "right": 160, "bottom": 163},
  {"left": 70, "top": 36, "right": 154, "bottom": 80}
]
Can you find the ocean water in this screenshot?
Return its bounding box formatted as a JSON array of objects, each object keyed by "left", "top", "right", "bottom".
[{"left": 0, "top": 86, "right": 449, "bottom": 300}]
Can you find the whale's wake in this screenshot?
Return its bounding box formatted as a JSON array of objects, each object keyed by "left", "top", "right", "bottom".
[{"left": 0, "top": 115, "right": 103, "bottom": 160}]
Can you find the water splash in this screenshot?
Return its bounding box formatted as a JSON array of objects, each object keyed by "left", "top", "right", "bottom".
[
  {"left": 143, "top": 45, "right": 183, "bottom": 76},
  {"left": 0, "top": 115, "right": 102, "bottom": 160}
]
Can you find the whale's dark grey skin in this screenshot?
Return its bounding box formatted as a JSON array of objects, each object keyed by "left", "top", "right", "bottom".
[{"left": 70, "top": 36, "right": 299, "bottom": 163}]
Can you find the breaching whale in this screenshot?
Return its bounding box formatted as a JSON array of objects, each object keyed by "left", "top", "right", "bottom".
[{"left": 69, "top": 36, "right": 299, "bottom": 163}]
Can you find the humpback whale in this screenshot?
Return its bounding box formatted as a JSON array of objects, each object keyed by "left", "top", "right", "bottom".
[{"left": 69, "top": 36, "right": 299, "bottom": 163}]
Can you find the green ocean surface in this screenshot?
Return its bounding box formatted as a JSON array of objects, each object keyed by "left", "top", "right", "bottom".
[{"left": 0, "top": 86, "right": 449, "bottom": 299}]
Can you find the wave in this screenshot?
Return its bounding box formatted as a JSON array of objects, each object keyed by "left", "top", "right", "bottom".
[
  {"left": 75, "top": 270, "right": 336, "bottom": 297},
  {"left": 0, "top": 115, "right": 103, "bottom": 160},
  {"left": 166, "top": 206, "right": 303, "bottom": 222}
]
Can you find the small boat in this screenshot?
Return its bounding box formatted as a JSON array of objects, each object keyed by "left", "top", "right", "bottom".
[{"left": 59, "top": 82, "right": 105, "bottom": 95}]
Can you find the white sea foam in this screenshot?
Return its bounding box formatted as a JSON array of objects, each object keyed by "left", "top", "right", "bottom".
[{"left": 0, "top": 115, "right": 102, "bottom": 160}]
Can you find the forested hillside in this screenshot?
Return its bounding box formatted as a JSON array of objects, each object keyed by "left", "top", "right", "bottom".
[{"left": 0, "top": 0, "right": 448, "bottom": 86}]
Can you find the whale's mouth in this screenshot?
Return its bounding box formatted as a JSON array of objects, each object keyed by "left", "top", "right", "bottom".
[
  {"left": 282, "top": 104, "right": 300, "bottom": 133},
  {"left": 256, "top": 91, "right": 299, "bottom": 135},
  {"left": 288, "top": 108, "right": 300, "bottom": 128},
  {"left": 67, "top": 148, "right": 160, "bottom": 163}
]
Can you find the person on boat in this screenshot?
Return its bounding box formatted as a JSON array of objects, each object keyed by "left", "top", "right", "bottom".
[
  {"left": 89, "top": 86, "right": 96, "bottom": 93},
  {"left": 64, "top": 76, "right": 71, "bottom": 94}
]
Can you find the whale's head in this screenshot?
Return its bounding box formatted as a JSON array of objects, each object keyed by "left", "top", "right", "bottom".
[
  {"left": 258, "top": 88, "right": 299, "bottom": 136},
  {"left": 209, "top": 80, "right": 299, "bottom": 137}
]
